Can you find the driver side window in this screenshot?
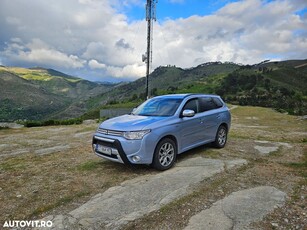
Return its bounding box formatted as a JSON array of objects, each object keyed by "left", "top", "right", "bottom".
[{"left": 183, "top": 99, "right": 199, "bottom": 113}]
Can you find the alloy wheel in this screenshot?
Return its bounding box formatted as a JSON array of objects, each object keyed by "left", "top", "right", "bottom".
[{"left": 158, "top": 142, "right": 175, "bottom": 167}]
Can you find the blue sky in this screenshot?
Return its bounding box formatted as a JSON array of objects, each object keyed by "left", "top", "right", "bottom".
[
  {"left": 123, "top": 0, "right": 306, "bottom": 21},
  {"left": 0, "top": 0, "right": 306, "bottom": 82},
  {"left": 124, "top": 0, "right": 237, "bottom": 21}
]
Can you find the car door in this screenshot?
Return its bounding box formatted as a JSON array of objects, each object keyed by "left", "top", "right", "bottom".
[
  {"left": 198, "top": 97, "right": 222, "bottom": 141},
  {"left": 179, "top": 98, "right": 205, "bottom": 151}
]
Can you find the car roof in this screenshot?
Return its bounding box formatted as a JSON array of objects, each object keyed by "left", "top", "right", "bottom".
[{"left": 154, "top": 93, "right": 220, "bottom": 99}]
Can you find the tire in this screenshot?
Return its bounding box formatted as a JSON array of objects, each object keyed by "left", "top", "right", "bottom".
[
  {"left": 213, "top": 125, "right": 228, "bottom": 148},
  {"left": 152, "top": 138, "right": 177, "bottom": 170}
]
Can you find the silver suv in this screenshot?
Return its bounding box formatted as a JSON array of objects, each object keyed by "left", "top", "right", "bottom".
[{"left": 92, "top": 94, "right": 231, "bottom": 170}]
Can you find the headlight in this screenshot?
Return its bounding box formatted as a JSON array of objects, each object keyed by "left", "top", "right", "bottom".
[{"left": 123, "top": 130, "right": 151, "bottom": 140}]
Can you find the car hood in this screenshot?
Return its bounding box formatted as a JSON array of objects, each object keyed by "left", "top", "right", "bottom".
[{"left": 99, "top": 114, "right": 168, "bottom": 131}]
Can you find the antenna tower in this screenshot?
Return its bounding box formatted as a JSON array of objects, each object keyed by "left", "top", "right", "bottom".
[{"left": 143, "top": 0, "right": 157, "bottom": 99}]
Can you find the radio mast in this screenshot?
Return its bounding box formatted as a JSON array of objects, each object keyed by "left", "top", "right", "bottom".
[{"left": 142, "top": 0, "right": 157, "bottom": 99}]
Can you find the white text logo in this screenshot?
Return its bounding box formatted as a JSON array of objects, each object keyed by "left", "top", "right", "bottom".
[{"left": 3, "top": 220, "right": 53, "bottom": 228}]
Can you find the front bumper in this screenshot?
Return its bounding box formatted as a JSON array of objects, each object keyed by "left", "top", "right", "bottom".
[
  {"left": 92, "top": 133, "right": 156, "bottom": 165},
  {"left": 92, "top": 136, "right": 128, "bottom": 164}
]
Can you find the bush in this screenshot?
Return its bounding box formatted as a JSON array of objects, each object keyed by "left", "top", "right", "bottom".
[{"left": 21, "top": 118, "right": 83, "bottom": 127}]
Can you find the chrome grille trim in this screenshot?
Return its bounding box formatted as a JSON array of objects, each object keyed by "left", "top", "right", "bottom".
[
  {"left": 97, "top": 128, "right": 123, "bottom": 137},
  {"left": 97, "top": 128, "right": 107, "bottom": 135},
  {"left": 94, "top": 136, "right": 115, "bottom": 143}
]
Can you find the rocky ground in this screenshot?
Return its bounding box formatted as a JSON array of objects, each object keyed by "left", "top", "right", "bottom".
[{"left": 0, "top": 106, "right": 306, "bottom": 229}]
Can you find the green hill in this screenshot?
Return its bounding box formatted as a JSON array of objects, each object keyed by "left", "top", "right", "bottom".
[
  {"left": 216, "top": 60, "right": 307, "bottom": 114},
  {"left": 87, "top": 60, "right": 307, "bottom": 116},
  {"left": 0, "top": 67, "right": 112, "bottom": 121},
  {"left": 85, "top": 62, "right": 240, "bottom": 107},
  {"left": 0, "top": 69, "right": 69, "bottom": 121},
  {"left": 1, "top": 59, "right": 306, "bottom": 121}
]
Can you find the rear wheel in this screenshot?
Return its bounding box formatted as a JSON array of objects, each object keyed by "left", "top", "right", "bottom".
[
  {"left": 213, "top": 125, "right": 227, "bottom": 148},
  {"left": 152, "top": 138, "right": 177, "bottom": 170}
]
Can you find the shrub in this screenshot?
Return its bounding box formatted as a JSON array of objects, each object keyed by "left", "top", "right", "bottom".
[{"left": 21, "top": 118, "right": 83, "bottom": 127}]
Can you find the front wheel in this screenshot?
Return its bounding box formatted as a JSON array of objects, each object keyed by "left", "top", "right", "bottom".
[
  {"left": 213, "top": 125, "right": 228, "bottom": 148},
  {"left": 152, "top": 138, "right": 177, "bottom": 171}
]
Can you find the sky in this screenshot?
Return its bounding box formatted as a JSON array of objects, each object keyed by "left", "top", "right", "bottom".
[{"left": 0, "top": 0, "right": 306, "bottom": 82}]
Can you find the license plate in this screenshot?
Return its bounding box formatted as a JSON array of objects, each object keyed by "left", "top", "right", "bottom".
[{"left": 96, "top": 145, "right": 112, "bottom": 155}]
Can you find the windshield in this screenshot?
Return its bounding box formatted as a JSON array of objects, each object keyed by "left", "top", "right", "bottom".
[{"left": 133, "top": 98, "right": 182, "bottom": 116}]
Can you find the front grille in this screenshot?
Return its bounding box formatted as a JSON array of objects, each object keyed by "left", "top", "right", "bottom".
[
  {"left": 97, "top": 128, "right": 123, "bottom": 137},
  {"left": 96, "top": 140, "right": 115, "bottom": 148}
]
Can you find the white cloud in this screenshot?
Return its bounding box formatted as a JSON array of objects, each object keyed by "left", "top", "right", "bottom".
[
  {"left": 152, "top": 0, "right": 307, "bottom": 68},
  {"left": 3, "top": 38, "right": 86, "bottom": 69},
  {"left": 23, "top": 49, "right": 85, "bottom": 68},
  {"left": 88, "top": 59, "right": 106, "bottom": 69},
  {"left": 106, "top": 63, "right": 146, "bottom": 79},
  {"left": 0, "top": 0, "right": 306, "bottom": 81},
  {"left": 6, "top": 17, "right": 21, "bottom": 26},
  {"left": 88, "top": 59, "right": 145, "bottom": 80}
]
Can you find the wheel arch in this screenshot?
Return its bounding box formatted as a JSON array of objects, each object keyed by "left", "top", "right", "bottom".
[
  {"left": 151, "top": 135, "right": 178, "bottom": 170},
  {"left": 157, "top": 135, "right": 178, "bottom": 151},
  {"left": 213, "top": 123, "right": 228, "bottom": 148},
  {"left": 152, "top": 135, "right": 178, "bottom": 164},
  {"left": 219, "top": 122, "right": 229, "bottom": 133}
]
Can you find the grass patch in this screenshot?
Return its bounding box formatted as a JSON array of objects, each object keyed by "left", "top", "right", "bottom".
[
  {"left": 21, "top": 73, "right": 53, "bottom": 81},
  {"left": 201, "top": 149, "right": 221, "bottom": 158},
  {"left": 284, "top": 162, "right": 307, "bottom": 169},
  {"left": 282, "top": 153, "right": 307, "bottom": 177},
  {"left": 158, "top": 177, "right": 228, "bottom": 216},
  {"left": 229, "top": 131, "right": 252, "bottom": 140},
  {"left": 29, "top": 191, "right": 90, "bottom": 218},
  {"left": 77, "top": 160, "right": 102, "bottom": 171},
  {"left": 0, "top": 158, "right": 27, "bottom": 171},
  {"left": 75, "top": 126, "right": 97, "bottom": 133}
]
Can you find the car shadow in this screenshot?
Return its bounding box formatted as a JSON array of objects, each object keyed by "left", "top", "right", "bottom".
[
  {"left": 176, "top": 143, "right": 214, "bottom": 163},
  {"left": 97, "top": 143, "right": 216, "bottom": 172}
]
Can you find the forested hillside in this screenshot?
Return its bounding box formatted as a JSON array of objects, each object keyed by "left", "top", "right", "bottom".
[
  {"left": 0, "top": 67, "right": 112, "bottom": 121},
  {"left": 87, "top": 60, "right": 307, "bottom": 116},
  {"left": 1, "top": 59, "right": 306, "bottom": 122},
  {"left": 216, "top": 61, "right": 307, "bottom": 115}
]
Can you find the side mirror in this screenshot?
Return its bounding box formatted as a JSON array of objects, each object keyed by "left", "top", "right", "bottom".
[{"left": 182, "top": 109, "right": 195, "bottom": 117}]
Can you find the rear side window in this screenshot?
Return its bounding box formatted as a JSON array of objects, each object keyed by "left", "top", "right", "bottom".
[
  {"left": 199, "top": 97, "right": 223, "bottom": 112},
  {"left": 212, "top": 97, "right": 223, "bottom": 108}
]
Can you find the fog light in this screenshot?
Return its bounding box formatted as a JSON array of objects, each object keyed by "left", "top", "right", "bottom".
[
  {"left": 132, "top": 155, "right": 141, "bottom": 162},
  {"left": 92, "top": 144, "right": 96, "bottom": 151}
]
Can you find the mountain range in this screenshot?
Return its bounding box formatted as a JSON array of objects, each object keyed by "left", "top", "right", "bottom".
[{"left": 0, "top": 59, "right": 306, "bottom": 121}]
